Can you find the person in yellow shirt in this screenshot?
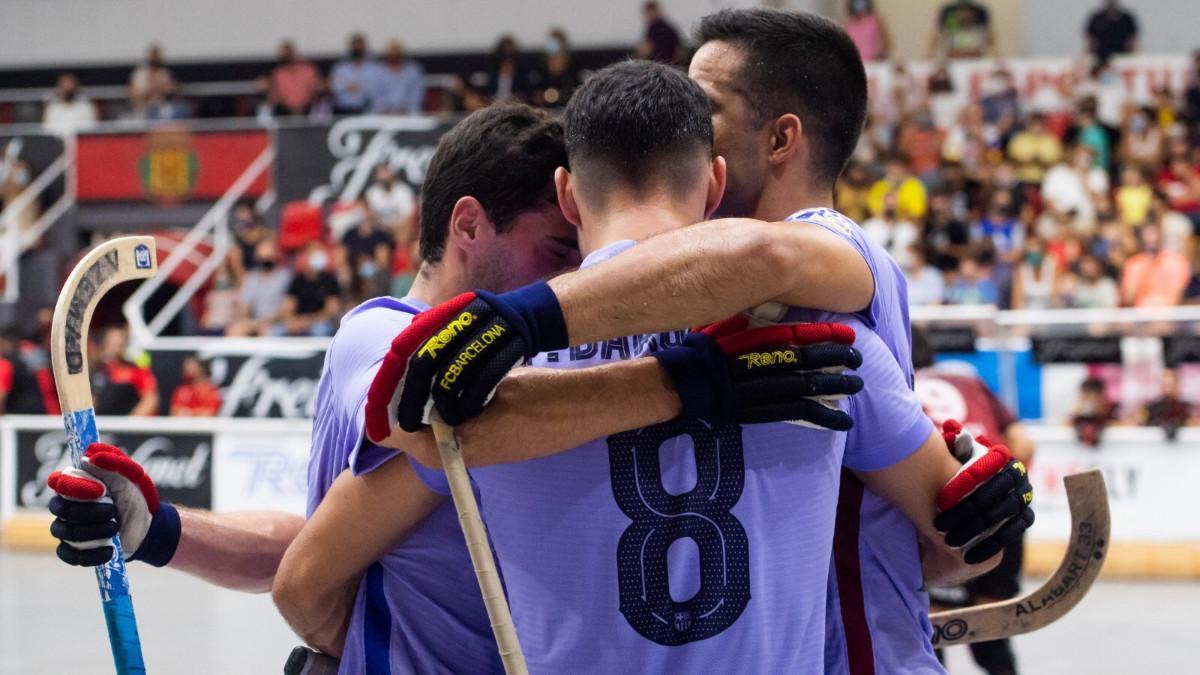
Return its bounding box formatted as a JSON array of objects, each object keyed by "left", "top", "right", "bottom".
[
  {"left": 868, "top": 158, "right": 928, "bottom": 220},
  {"left": 1115, "top": 166, "right": 1153, "bottom": 226},
  {"left": 835, "top": 161, "right": 874, "bottom": 222},
  {"left": 1006, "top": 113, "right": 1063, "bottom": 185}
]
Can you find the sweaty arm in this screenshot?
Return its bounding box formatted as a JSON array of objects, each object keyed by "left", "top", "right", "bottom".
[
  {"left": 547, "top": 218, "right": 873, "bottom": 345},
  {"left": 273, "top": 462, "right": 443, "bottom": 656}
]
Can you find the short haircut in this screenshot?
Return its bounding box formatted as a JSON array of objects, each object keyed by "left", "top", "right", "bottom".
[
  {"left": 419, "top": 103, "right": 566, "bottom": 264},
  {"left": 564, "top": 60, "right": 712, "bottom": 204},
  {"left": 694, "top": 8, "right": 868, "bottom": 185}
]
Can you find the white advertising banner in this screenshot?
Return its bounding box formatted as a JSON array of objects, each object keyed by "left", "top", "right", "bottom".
[
  {"left": 1025, "top": 426, "right": 1200, "bottom": 542},
  {"left": 212, "top": 423, "right": 313, "bottom": 515}
]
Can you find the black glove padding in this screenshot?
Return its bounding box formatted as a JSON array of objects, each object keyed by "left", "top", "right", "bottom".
[{"left": 934, "top": 458, "right": 1035, "bottom": 565}]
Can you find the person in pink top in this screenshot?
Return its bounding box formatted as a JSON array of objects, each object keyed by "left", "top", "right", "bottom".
[
  {"left": 271, "top": 40, "right": 320, "bottom": 116},
  {"left": 843, "top": 0, "right": 890, "bottom": 61},
  {"left": 1121, "top": 223, "right": 1191, "bottom": 306}
]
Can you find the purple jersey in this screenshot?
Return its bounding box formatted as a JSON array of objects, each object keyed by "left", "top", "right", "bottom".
[
  {"left": 413, "top": 240, "right": 930, "bottom": 672},
  {"left": 785, "top": 208, "right": 944, "bottom": 674},
  {"left": 308, "top": 296, "right": 500, "bottom": 675}
]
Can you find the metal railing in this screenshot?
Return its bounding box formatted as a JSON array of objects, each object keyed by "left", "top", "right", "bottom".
[
  {"left": 911, "top": 304, "right": 1200, "bottom": 327},
  {"left": 122, "top": 143, "right": 275, "bottom": 347},
  {"left": 0, "top": 143, "right": 74, "bottom": 302}
]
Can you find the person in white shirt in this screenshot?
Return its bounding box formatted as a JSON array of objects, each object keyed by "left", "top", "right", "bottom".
[
  {"left": 904, "top": 243, "right": 945, "bottom": 306},
  {"left": 43, "top": 74, "right": 97, "bottom": 136},
  {"left": 1041, "top": 145, "right": 1110, "bottom": 231},
  {"left": 862, "top": 193, "right": 919, "bottom": 267},
  {"left": 363, "top": 163, "right": 416, "bottom": 230}
]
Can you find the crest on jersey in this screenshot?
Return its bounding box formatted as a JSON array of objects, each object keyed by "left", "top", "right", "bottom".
[
  {"left": 673, "top": 610, "right": 692, "bottom": 633},
  {"left": 790, "top": 208, "right": 854, "bottom": 237}
]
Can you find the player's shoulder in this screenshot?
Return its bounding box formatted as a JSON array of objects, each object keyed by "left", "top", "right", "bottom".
[
  {"left": 785, "top": 207, "right": 864, "bottom": 241},
  {"left": 328, "top": 296, "right": 421, "bottom": 363}
]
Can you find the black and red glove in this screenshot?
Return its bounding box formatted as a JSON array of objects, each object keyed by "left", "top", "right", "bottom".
[
  {"left": 46, "top": 443, "right": 181, "bottom": 567},
  {"left": 652, "top": 316, "right": 863, "bottom": 429},
  {"left": 934, "top": 420, "right": 1035, "bottom": 565}
]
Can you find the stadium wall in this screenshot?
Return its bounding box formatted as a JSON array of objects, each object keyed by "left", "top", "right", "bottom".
[{"left": 1, "top": 416, "right": 1198, "bottom": 579}]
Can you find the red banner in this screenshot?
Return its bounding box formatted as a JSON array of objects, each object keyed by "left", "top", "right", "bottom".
[{"left": 75, "top": 128, "right": 269, "bottom": 203}]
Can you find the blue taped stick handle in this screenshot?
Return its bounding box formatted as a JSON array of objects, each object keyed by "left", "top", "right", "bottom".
[{"left": 67, "top": 409, "right": 147, "bottom": 673}]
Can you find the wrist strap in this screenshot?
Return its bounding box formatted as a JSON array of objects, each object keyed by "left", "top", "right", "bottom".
[
  {"left": 480, "top": 281, "right": 570, "bottom": 355},
  {"left": 131, "top": 501, "right": 181, "bottom": 568},
  {"left": 652, "top": 333, "right": 733, "bottom": 422}
]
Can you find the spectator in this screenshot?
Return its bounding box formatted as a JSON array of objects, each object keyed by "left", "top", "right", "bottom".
[
  {"left": 229, "top": 199, "right": 270, "bottom": 278},
  {"left": 1085, "top": 0, "right": 1138, "bottom": 62},
  {"left": 1042, "top": 145, "right": 1110, "bottom": 231},
  {"left": 199, "top": 264, "right": 240, "bottom": 336},
  {"left": 270, "top": 40, "right": 320, "bottom": 116},
  {"left": 1186, "top": 51, "right": 1200, "bottom": 132},
  {"left": 904, "top": 244, "right": 945, "bottom": 307},
  {"left": 364, "top": 163, "right": 417, "bottom": 230},
  {"left": 1072, "top": 377, "right": 1116, "bottom": 447},
  {"left": 1115, "top": 166, "right": 1152, "bottom": 227},
  {"left": 898, "top": 106, "right": 946, "bottom": 187},
  {"left": 308, "top": 76, "right": 335, "bottom": 123},
  {"left": 128, "top": 43, "right": 176, "bottom": 117},
  {"left": 946, "top": 251, "right": 1000, "bottom": 305},
  {"left": 863, "top": 193, "right": 920, "bottom": 267},
  {"left": 926, "top": 64, "right": 959, "bottom": 130},
  {"left": 1011, "top": 237, "right": 1058, "bottom": 309},
  {"left": 91, "top": 325, "right": 158, "bottom": 416},
  {"left": 1157, "top": 155, "right": 1200, "bottom": 229},
  {"left": 280, "top": 243, "right": 341, "bottom": 336},
  {"left": 537, "top": 28, "right": 578, "bottom": 108},
  {"left": 1079, "top": 60, "right": 1126, "bottom": 131},
  {"left": 330, "top": 33, "right": 383, "bottom": 115},
  {"left": 373, "top": 40, "right": 425, "bottom": 115},
  {"left": 843, "top": 0, "right": 890, "bottom": 62},
  {"left": 925, "top": 190, "right": 972, "bottom": 270},
  {"left": 835, "top": 161, "right": 874, "bottom": 223},
  {"left": 1121, "top": 223, "right": 1190, "bottom": 307},
  {"left": 930, "top": 0, "right": 993, "bottom": 59},
  {"left": 1, "top": 149, "right": 37, "bottom": 235},
  {"left": 169, "top": 356, "right": 221, "bottom": 417},
  {"left": 869, "top": 158, "right": 928, "bottom": 220},
  {"left": 487, "top": 35, "right": 532, "bottom": 103},
  {"left": 980, "top": 69, "right": 1021, "bottom": 140},
  {"left": 1119, "top": 106, "right": 1163, "bottom": 172},
  {"left": 1063, "top": 253, "right": 1119, "bottom": 308},
  {"left": 1152, "top": 192, "right": 1194, "bottom": 255},
  {"left": 43, "top": 74, "right": 97, "bottom": 136},
  {"left": 228, "top": 239, "right": 292, "bottom": 336},
  {"left": 343, "top": 195, "right": 395, "bottom": 303},
  {"left": 1142, "top": 369, "right": 1191, "bottom": 440},
  {"left": 637, "top": 1, "right": 682, "bottom": 64},
  {"left": 0, "top": 329, "right": 47, "bottom": 414},
  {"left": 1007, "top": 113, "right": 1063, "bottom": 186}
]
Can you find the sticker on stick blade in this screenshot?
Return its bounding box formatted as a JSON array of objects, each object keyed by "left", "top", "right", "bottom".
[{"left": 134, "top": 244, "right": 153, "bottom": 269}]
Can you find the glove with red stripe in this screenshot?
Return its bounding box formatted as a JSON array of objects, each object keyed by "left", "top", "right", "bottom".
[
  {"left": 364, "top": 281, "right": 570, "bottom": 441},
  {"left": 934, "top": 420, "right": 1035, "bottom": 565},
  {"left": 653, "top": 316, "right": 864, "bottom": 429},
  {"left": 46, "top": 443, "right": 181, "bottom": 567}
]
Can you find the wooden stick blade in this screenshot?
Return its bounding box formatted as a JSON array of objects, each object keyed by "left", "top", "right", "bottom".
[
  {"left": 930, "top": 469, "right": 1110, "bottom": 646},
  {"left": 50, "top": 236, "right": 158, "bottom": 414}
]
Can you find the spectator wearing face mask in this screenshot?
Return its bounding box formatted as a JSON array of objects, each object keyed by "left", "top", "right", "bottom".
[
  {"left": 128, "top": 43, "right": 176, "bottom": 118},
  {"left": 331, "top": 33, "right": 384, "bottom": 115},
  {"left": 488, "top": 35, "right": 532, "bottom": 103},
  {"left": 1121, "top": 223, "right": 1189, "bottom": 307},
  {"left": 228, "top": 239, "right": 292, "bottom": 337},
  {"left": 929, "top": 0, "right": 993, "bottom": 59},
  {"left": 843, "top": 0, "right": 890, "bottom": 62},
  {"left": 280, "top": 243, "right": 342, "bottom": 336},
  {"left": 1011, "top": 237, "right": 1058, "bottom": 310},
  {"left": 364, "top": 163, "right": 416, "bottom": 230},
  {"left": 43, "top": 73, "right": 97, "bottom": 136},
  {"left": 537, "top": 28, "right": 578, "bottom": 108},
  {"left": 1119, "top": 106, "right": 1163, "bottom": 172},
  {"left": 373, "top": 40, "right": 425, "bottom": 115}
]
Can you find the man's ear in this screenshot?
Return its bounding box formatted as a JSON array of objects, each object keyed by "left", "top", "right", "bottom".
[
  {"left": 555, "top": 166, "right": 583, "bottom": 228},
  {"left": 705, "top": 155, "right": 727, "bottom": 219},
  {"left": 447, "top": 196, "right": 490, "bottom": 253},
  {"left": 767, "top": 113, "right": 802, "bottom": 166}
]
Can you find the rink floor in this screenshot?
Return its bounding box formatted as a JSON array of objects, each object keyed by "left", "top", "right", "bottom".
[{"left": 1, "top": 549, "right": 1194, "bottom": 674}]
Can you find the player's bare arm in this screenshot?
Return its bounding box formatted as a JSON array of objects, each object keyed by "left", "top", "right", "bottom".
[
  {"left": 47, "top": 443, "right": 303, "bottom": 593},
  {"left": 272, "top": 461, "right": 443, "bottom": 656},
  {"left": 546, "top": 217, "right": 874, "bottom": 344}
]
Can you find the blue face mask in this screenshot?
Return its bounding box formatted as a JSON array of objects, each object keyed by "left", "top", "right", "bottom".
[
  {"left": 546, "top": 40, "right": 561, "bottom": 56},
  {"left": 309, "top": 251, "right": 328, "bottom": 271},
  {"left": 358, "top": 261, "right": 377, "bottom": 278}
]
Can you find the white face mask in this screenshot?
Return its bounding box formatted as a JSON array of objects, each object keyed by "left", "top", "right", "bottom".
[{"left": 309, "top": 251, "right": 328, "bottom": 271}]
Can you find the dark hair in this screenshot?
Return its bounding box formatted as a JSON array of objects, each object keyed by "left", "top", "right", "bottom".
[
  {"left": 418, "top": 103, "right": 566, "bottom": 264},
  {"left": 564, "top": 60, "right": 712, "bottom": 202},
  {"left": 1081, "top": 377, "right": 1106, "bottom": 394},
  {"left": 910, "top": 326, "right": 935, "bottom": 370},
  {"left": 694, "top": 8, "right": 868, "bottom": 185}
]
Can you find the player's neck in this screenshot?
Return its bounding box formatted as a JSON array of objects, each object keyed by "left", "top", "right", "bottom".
[
  {"left": 582, "top": 202, "right": 697, "bottom": 256},
  {"left": 755, "top": 180, "right": 835, "bottom": 222},
  {"left": 405, "top": 261, "right": 463, "bottom": 307}
]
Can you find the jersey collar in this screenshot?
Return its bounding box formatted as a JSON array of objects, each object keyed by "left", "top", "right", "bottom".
[{"left": 580, "top": 239, "right": 637, "bottom": 269}]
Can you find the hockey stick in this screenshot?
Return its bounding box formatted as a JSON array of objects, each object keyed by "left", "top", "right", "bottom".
[
  {"left": 929, "top": 469, "right": 1110, "bottom": 647},
  {"left": 50, "top": 236, "right": 158, "bottom": 673},
  {"left": 430, "top": 417, "right": 529, "bottom": 675},
  {"left": 283, "top": 646, "right": 340, "bottom": 675}
]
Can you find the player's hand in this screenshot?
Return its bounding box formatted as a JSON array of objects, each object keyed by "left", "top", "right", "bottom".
[
  {"left": 653, "top": 316, "right": 864, "bottom": 430},
  {"left": 364, "top": 281, "right": 569, "bottom": 441},
  {"left": 46, "top": 443, "right": 181, "bottom": 567},
  {"left": 934, "top": 420, "right": 1035, "bottom": 565}
]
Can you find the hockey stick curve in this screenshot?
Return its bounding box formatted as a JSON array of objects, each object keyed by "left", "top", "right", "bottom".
[
  {"left": 930, "top": 468, "right": 1110, "bottom": 647},
  {"left": 50, "top": 236, "right": 158, "bottom": 673},
  {"left": 430, "top": 417, "right": 529, "bottom": 675}
]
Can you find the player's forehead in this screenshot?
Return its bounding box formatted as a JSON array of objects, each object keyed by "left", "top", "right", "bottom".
[
  {"left": 688, "top": 41, "right": 746, "bottom": 96},
  {"left": 508, "top": 200, "right": 577, "bottom": 245}
]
